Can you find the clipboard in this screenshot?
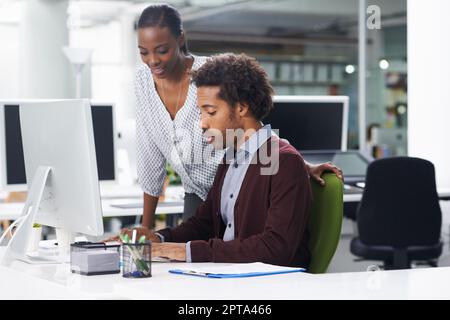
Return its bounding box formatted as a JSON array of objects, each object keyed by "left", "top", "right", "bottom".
[{"left": 168, "top": 262, "right": 306, "bottom": 278}]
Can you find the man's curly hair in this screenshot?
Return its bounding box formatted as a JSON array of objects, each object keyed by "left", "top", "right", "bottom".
[{"left": 191, "top": 53, "right": 274, "bottom": 120}]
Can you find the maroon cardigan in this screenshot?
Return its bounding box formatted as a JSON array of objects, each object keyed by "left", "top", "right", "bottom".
[{"left": 157, "top": 137, "right": 312, "bottom": 268}]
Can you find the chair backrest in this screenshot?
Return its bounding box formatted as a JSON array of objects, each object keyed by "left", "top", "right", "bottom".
[
  {"left": 357, "top": 157, "right": 442, "bottom": 247},
  {"left": 307, "top": 173, "right": 343, "bottom": 274}
]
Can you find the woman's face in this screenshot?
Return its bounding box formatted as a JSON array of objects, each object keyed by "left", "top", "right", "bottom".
[{"left": 138, "top": 26, "right": 183, "bottom": 79}]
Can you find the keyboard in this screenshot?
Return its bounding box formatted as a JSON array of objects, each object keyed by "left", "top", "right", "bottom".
[
  {"left": 110, "top": 200, "right": 184, "bottom": 209},
  {"left": 343, "top": 184, "right": 364, "bottom": 195}
]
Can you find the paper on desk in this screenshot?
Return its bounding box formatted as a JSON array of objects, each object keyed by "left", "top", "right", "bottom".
[
  {"left": 152, "top": 256, "right": 171, "bottom": 262},
  {"left": 169, "top": 262, "right": 306, "bottom": 278}
]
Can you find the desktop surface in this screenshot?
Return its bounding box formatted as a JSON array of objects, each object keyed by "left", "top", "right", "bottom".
[{"left": 2, "top": 246, "right": 450, "bottom": 300}]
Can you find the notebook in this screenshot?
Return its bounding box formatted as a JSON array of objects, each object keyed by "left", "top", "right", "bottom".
[{"left": 169, "top": 262, "right": 306, "bottom": 278}]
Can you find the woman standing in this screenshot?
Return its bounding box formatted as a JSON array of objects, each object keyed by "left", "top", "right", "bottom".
[{"left": 133, "top": 4, "right": 342, "bottom": 231}]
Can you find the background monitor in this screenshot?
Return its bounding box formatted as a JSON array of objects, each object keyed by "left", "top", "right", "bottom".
[
  {"left": 0, "top": 100, "right": 117, "bottom": 191},
  {"left": 301, "top": 150, "right": 371, "bottom": 183},
  {"left": 90, "top": 102, "right": 117, "bottom": 182},
  {"left": 264, "top": 95, "right": 349, "bottom": 151}
]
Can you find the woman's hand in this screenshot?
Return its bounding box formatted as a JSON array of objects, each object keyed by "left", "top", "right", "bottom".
[
  {"left": 306, "top": 161, "right": 343, "bottom": 186},
  {"left": 103, "top": 226, "right": 161, "bottom": 243}
]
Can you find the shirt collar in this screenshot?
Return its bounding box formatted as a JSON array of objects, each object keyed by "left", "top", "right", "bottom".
[{"left": 224, "top": 124, "right": 272, "bottom": 163}]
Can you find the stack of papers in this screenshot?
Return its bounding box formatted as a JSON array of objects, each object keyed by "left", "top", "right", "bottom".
[{"left": 169, "top": 262, "right": 305, "bottom": 278}]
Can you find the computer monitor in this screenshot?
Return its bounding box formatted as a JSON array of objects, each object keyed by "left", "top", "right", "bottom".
[
  {"left": 0, "top": 100, "right": 117, "bottom": 191},
  {"left": 1, "top": 100, "right": 104, "bottom": 265},
  {"left": 301, "top": 150, "right": 372, "bottom": 184},
  {"left": 264, "top": 95, "right": 349, "bottom": 151},
  {"left": 90, "top": 102, "right": 117, "bottom": 182}
]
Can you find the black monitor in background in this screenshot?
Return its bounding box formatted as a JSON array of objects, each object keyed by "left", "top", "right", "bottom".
[
  {"left": 3, "top": 105, "right": 26, "bottom": 185},
  {"left": 264, "top": 96, "right": 349, "bottom": 151},
  {"left": 90, "top": 105, "right": 116, "bottom": 181},
  {"left": 1, "top": 103, "right": 116, "bottom": 188}
]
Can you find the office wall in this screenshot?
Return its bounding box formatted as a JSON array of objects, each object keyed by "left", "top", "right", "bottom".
[
  {"left": 0, "top": 24, "right": 19, "bottom": 98},
  {"left": 408, "top": 0, "right": 450, "bottom": 189}
]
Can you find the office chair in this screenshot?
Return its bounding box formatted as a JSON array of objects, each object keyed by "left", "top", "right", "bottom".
[
  {"left": 307, "top": 173, "right": 343, "bottom": 274},
  {"left": 350, "top": 157, "right": 442, "bottom": 270}
]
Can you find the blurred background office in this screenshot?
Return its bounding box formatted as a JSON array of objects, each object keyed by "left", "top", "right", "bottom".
[
  {"left": 0, "top": 0, "right": 409, "bottom": 156},
  {"left": 0, "top": 0, "right": 449, "bottom": 272}
]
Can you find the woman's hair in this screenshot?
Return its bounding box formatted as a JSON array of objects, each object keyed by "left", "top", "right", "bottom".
[
  {"left": 191, "top": 53, "right": 274, "bottom": 121},
  {"left": 137, "top": 3, "right": 188, "bottom": 54}
]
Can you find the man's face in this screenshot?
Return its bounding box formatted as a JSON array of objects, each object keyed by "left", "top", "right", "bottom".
[{"left": 198, "top": 86, "right": 241, "bottom": 150}]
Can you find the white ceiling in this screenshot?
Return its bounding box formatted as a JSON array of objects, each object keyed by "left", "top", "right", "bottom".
[{"left": 0, "top": 0, "right": 406, "bottom": 34}]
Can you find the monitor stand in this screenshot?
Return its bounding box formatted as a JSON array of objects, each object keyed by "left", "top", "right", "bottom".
[{"left": 1, "top": 166, "right": 70, "bottom": 265}]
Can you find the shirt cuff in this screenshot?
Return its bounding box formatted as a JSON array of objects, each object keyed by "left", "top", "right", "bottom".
[
  {"left": 185, "top": 241, "right": 192, "bottom": 263},
  {"left": 155, "top": 232, "right": 165, "bottom": 243}
]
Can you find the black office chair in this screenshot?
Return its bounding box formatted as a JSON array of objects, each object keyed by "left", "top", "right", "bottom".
[{"left": 350, "top": 157, "right": 442, "bottom": 270}]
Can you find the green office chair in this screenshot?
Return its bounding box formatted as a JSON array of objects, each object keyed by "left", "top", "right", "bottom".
[{"left": 307, "top": 173, "right": 343, "bottom": 274}]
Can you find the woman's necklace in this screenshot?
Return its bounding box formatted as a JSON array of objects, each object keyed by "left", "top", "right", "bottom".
[{"left": 159, "top": 64, "right": 189, "bottom": 119}]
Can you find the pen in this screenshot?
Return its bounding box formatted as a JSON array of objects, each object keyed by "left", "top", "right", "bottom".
[
  {"left": 184, "top": 270, "right": 209, "bottom": 277},
  {"left": 132, "top": 229, "right": 137, "bottom": 244}
]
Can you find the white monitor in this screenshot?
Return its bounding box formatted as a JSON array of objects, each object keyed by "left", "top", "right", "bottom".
[
  {"left": 264, "top": 95, "right": 349, "bottom": 151},
  {"left": 1, "top": 100, "right": 104, "bottom": 265},
  {"left": 0, "top": 100, "right": 117, "bottom": 191}
]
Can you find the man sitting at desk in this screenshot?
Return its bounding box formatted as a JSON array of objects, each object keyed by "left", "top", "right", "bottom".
[{"left": 122, "top": 53, "right": 312, "bottom": 267}]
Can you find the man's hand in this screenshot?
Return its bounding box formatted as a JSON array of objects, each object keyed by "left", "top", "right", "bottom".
[
  {"left": 152, "top": 243, "right": 186, "bottom": 261},
  {"left": 103, "top": 226, "right": 161, "bottom": 243},
  {"left": 307, "top": 161, "right": 343, "bottom": 186}
]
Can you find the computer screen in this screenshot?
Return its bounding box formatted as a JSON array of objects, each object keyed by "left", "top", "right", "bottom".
[
  {"left": 90, "top": 104, "right": 116, "bottom": 181},
  {"left": 3, "top": 105, "right": 26, "bottom": 185},
  {"left": 1, "top": 100, "right": 104, "bottom": 265},
  {"left": 264, "top": 96, "right": 349, "bottom": 151},
  {"left": 0, "top": 101, "right": 116, "bottom": 190},
  {"left": 301, "top": 150, "right": 370, "bottom": 180}
]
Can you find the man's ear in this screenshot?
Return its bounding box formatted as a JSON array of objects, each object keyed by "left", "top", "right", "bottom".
[{"left": 237, "top": 103, "right": 251, "bottom": 117}]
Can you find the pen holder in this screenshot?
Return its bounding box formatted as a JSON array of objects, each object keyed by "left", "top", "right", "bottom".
[{"left": 121, "top": 241, "right": 152, "bottom": 278}]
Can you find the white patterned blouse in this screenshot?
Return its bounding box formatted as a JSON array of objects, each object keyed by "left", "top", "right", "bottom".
[{"left": 135, "top": 55, "right": 223, "bottom": 201}]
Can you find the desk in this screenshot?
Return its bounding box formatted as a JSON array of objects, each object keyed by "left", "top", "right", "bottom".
[
  {"left": 2, "top": 186, "right": 449, "bottom": 221},
  {"left": 1, "top": 247, "right": 450, "bottom": 300},
  {"left": 342, "top": 187, "right": 450, "bottom": 220},
  {"left": 0, "top": 185, "right": 185, "bottom": 221},
  {"left": 343, "top": 187, "right": 450, "bottom": 203}
]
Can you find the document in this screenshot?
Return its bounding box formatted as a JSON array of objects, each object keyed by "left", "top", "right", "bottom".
[{"left": 169, "top": 262, "right": 305, "bottom": 278}]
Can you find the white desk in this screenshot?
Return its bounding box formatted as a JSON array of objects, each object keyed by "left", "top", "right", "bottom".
[
  {"left": 1, "top": 247, "right": 450, "bottom": 300},
  {"left": 2, "top": 185, "right": 449, "bottom": 220},
  {"left": 0, "top": 199, "right": 184, "bottom": 221},
  {"left": 0, "top": 185, "right": 185, "bottom": 221},
  {"left": 343, "top": 188, "right": 450, "bottom": 203},
  {"left": 115, "top": 263, "right": 450, "bottom": 300}
]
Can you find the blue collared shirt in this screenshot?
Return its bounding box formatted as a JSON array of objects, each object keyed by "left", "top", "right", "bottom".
[
  {"left": 220, "top": 124, "right": 272, "bottom": 241},
  {"left": 186, "top": 125, "right": 272, "bottom": 262}
]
